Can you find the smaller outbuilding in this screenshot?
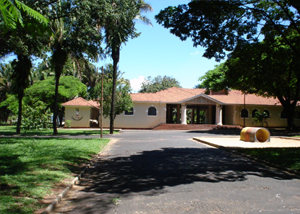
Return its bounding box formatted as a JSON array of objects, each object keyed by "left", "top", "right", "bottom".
[{"left": 62, "top": 97, "right": 100, "bottom": 128}]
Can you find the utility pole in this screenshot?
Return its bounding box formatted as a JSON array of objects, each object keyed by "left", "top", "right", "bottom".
[
  {"left": 244, "top": 93, "right": 246, "bottom": 127},
  {"left": 100, "top": 66, "right": 104, "bottom": 138}
]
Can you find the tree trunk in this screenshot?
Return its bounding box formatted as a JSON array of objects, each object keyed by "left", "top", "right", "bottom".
[
  {"left": 110, "top": 45, "right": 120, "bottom": 134},
  {"left": 53, "top": 74, "right": 60, "bottom": 135},
  {"left": 52, "top": 46, "right": 68, "bottom": 135},
  {"left": 286, "top": 105, "right": 296, "bottom": 131},
  {"left": 16, "top": 94, "right": 23, "bottom": 134}
]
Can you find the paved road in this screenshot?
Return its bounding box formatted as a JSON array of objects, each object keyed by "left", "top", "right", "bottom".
[{"left": 53, "top": 130, "right": 300, "bottom": 214}]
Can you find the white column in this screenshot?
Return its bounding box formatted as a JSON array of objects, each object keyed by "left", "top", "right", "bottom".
[
  {"left": 215, "top": 104, "right": 223, "bottom": 125},
  {"left": 181, "top": 104, "right": 187, "bottom": 125}
]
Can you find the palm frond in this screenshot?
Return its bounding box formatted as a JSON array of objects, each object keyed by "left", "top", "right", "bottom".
[
  {"left": 0, "top": 0, "right": 22, "bottom": 28},
  {"left": 135, "top": 14, "right": 152, "bottom": 27},
  {"left": 15, "top": 0, "right": 48, "bottom": 26}
]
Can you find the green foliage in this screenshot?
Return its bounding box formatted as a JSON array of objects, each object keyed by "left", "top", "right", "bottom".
[
  {"left": 156, "top": 0, "right": 300, "bottom": 61},
  {"left": 225, "top": 35, "right": 300, "bottom": 129},
  {"left": 139, "top": 75, "right": 181, "bottom": 93},
  {"left": 0, "top": 94, "right": 19, "bottom": 116},
  {"left": 252, "top": 111, "right": 268, "bottom": 127},
  {"left": 197, "top": 63, "right": 228, "bottom": 93},
  {"left": 25, "top": 76, "right": 87, "bottom": 109},
  {"left": 65, "top": 120, "right": 71, "bottom": 128},
  {"left": 0, "top": 125, "right": 117, "bottom": 136},
  {"left": 21, "top": 101, "right": 52, "bottom": 130},
  {"left": 238, "top": 148, "right": 300, "bottom": 171},
  {"left": 164, "top": 1, "right": 300, "bottom": 130},
  {"left": 0, "top": 0, "right": 48, "bottom": 30},
  {"left": 94, "top": 64, "right": 133, "bottom": 119},
  {"left": 0, "top": 137, "right": 110, "bottom": 213}
]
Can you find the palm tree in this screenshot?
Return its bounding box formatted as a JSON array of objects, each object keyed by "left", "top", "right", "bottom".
[{"left": 100, "top": 0, "right": 153, "bottom": 134}]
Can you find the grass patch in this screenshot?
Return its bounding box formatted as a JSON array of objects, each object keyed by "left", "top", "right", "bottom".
[
  {"left": 0, "top": 137, "right": 110, "bottom": 213},
  {"left": 0, "top": 125, "right": 118, "bottom": 136},
  {"left": 236, "top": 148, "right": 300, "bottom": 171}
]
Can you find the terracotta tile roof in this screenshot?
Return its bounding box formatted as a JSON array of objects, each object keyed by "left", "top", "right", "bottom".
[
  {"left": 62, "top": 97, "right": 100, "bottom": 109},
  {"left": 131, "top": 87, "right": 282, "bottom": 106},
  {"left": 131, "top": 87, "right": 206, "bottom": 103},
  {"left": 209, "top": 90, "right": 281, "bottom": 106}
]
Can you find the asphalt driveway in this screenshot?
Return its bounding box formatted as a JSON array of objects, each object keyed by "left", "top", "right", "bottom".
[{"left": 52, "top": 130, "right": 300, "bottom": 214}]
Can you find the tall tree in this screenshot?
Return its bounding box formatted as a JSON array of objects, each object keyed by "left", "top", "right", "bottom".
[
  {"left": 156, "top": 0, "right": 300, "bottom": 130},
  {"left": 48, "top": 0, "right": 102, "bottom": 134},
  {"left": 10, "top": 55, "right": 32, "bottom": 133},
  {"left": 99, "top": 0, "right": 152, "bottom": 134},
  {"left": 225, "top": 36, "right": 300, "bottom": 130},
  {"left": 139, "top": 75, "right": 181, "bottom": 93},
  {"left": 156, "top": 0, "right": 300, "bottom": 61},
  {"left": 0, "top": 0, "right": 50, "bottom": 133}
]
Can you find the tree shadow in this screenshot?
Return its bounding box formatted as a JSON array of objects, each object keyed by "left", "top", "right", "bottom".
[{"left": 67, "top": 147, "right": 297, "bottom": 213}]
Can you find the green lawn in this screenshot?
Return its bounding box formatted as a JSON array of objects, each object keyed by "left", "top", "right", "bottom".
[
  {"left": 0, "top": 125, "right": 117, "bottom": 136},
  {"left": 0, "top": 137, "right": 110, "bottom": 214},
  {"left": 236, "top": 148, "right": 300, "bottom": 172}
]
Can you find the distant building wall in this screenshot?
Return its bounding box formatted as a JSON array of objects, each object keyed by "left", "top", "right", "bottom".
[
  {"left": 233, "top": 105, "right": 300, "bottom": 127},
  {"left": 64, "top": 106, "right": 91, "bottom": 128},
  {"left": 103, "top": 102, "right": 167, "bottom": 129}
]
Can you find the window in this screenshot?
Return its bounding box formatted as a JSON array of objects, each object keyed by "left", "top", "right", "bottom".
[
  {"left": 252, "top": 109, "right": 258, "bottom": 118},
  {"left": 281, "top": 110, "right": 287, "bottom": 119},
  {"left": 241, "top": 108, "right": 248, "bottom": 118},
  {"left": 263, "top": 110, "right": 270, "bottom": 118},
  {"left": 148, "top": 106, "right": 157, "bottom": 116},
  {"left": 125, "top": 107, "right": 134, "bottom": 116}
]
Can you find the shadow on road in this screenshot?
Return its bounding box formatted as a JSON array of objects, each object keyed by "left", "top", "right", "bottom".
[{"left": 66, "top": 147, "right": 297, "bottom": 213}]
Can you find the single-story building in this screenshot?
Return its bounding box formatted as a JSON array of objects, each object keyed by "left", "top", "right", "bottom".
[
  {"left": 62, "top": 97, "right": 100, "bottom": 128},
  {"left": 63, "top": 87, "right": 300, "bottom": 128}
]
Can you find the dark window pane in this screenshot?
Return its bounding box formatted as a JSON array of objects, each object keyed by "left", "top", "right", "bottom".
[{"left": 148, "top": 107, "right": 156, "bottom": 116}]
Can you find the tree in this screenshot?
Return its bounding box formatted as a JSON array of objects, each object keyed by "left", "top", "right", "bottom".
[
  {"left": 156, "top": 0, "right": 300, "bottom": 130},
  {"left": 25, "top": 76, "right": 87, "bottom": 126},
  {"left": 0, "top": 0, "right": 50, "bottom": 133},
  {"left": 156, "top": 0, "right": 300, "bottom": 61},
  {"left": 99, "top": 0, "right": 152, "bottom": 134},
  {"left": 48, "top": 0, "right": 102, "bottom": 134},
  {"left": 224, "top": 36, "right": 300, "bottom": 130},
  {"left": 139, "top": 75, "right": 182, "bottom": 93},
  {"left": 196, "top": 63, "right": 228, "bottom": 93},
  {"left": 94, "top": 63, "right": 133, "bottom": 119},
  {"left": 10, "top": 55, "right": 32, "bottom": 133}
]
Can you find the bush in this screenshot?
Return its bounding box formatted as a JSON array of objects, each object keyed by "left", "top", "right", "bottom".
[
  {"left": 65, "top": 120, "right": 71, "bottom": 128},
  {"left": 21, "top": 101, "right": 52, "bottom": 130}
]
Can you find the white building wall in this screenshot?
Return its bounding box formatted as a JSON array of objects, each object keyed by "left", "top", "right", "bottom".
[
  {"left": 233, "top": 105, "right": 300, "bottom": 127},
  {"left": 103, "top": 102, "right": 167, "bottom": 129},
  {"left": 64, "top": 106, "right": 91, "bottom": 128}
]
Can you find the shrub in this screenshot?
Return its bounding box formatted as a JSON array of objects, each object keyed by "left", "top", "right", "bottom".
[{"left": 65, "top": 120, "right": 71, "bottom": 128}]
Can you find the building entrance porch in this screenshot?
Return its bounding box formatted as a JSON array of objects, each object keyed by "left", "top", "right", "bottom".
[{"left": 166, "top": 104, "right": 217, "bottom": 125}]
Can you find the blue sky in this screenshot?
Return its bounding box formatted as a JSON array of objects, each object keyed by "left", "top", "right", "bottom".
[{"left": 95, "top": 0, "right": 224, "bottom": 92}]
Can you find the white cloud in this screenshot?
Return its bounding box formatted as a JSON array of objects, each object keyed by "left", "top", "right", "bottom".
[
  {"left": 190, "top": 50, "right": 200, "bottom": 56},
  {"left": 130, "top": 76, "right": 145, "bottom": 93}
]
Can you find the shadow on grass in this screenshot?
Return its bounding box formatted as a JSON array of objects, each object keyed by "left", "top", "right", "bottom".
[{"left": 67, "top": 147, "right": 298, "bottom": 213}]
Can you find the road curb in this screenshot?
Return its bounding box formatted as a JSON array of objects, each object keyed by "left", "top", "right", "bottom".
[
  {"left": 193, "top": 137, "right": 300, "bottom": 178},
  {"left": 42, "top": 138, "right": 114, "bottom": 214}
]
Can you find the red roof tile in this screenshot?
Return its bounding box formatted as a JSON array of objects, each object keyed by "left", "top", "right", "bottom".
[
  {"left": 131, "top": 87, "right": 206, "bottom": 103},
  {"left": 62, "top": 97, "right": 100, "bottom": 109},
  {"left": 131, "top": 87, "right": 282, "bottom": 106}
]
